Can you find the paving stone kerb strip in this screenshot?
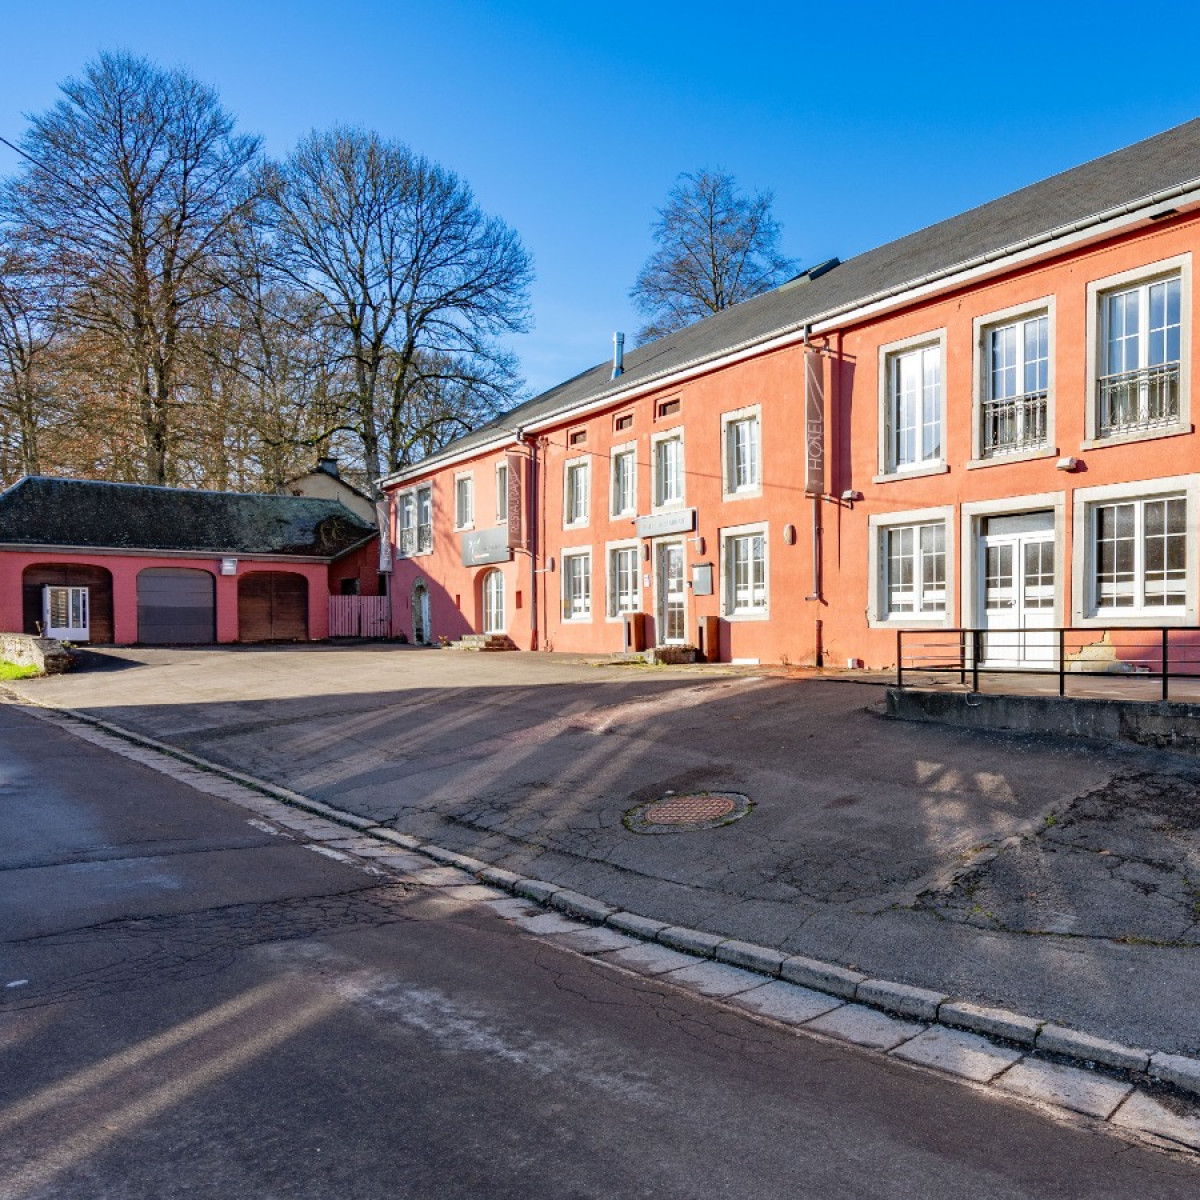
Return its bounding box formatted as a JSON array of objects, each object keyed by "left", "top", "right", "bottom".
[{"left": 9, "top": 694, "right": 1200, "bottom": 1113}]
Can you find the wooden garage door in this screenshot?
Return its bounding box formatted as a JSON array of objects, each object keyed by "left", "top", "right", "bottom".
[
  {"left": 22, "top": 564, "right": 115, "bottom": 643},
  {"left": 137, "top": 568, "right": 215, "bottom": 644},
  {"left": 237, "top": 572, "right": 308, "bottom": 642}
]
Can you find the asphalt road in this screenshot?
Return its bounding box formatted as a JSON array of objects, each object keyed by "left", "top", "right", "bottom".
[{"left": 1, "top": 701, "right": 1197, "bottom": 1199}]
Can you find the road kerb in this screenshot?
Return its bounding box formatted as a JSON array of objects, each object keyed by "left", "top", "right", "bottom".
[{"left": 11, "top": 694, "right": 1200, "bottom": 1158}]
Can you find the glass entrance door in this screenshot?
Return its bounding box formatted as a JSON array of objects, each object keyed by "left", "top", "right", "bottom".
[
  {"left": 657, "top": 541, "right": 687, "bottom": 645},
  {"left": 979, "top": 512, "right": 1056, "bottom": 668},
  {"left": 482, "top": 569, "right": 505, "bottom": 634}
]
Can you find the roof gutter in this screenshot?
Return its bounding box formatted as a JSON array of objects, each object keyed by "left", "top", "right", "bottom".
[{"left": 380, "top": 180, "right": 1200, "bottom": 488}]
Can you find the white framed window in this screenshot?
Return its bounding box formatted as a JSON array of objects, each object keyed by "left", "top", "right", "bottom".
[
  {"left": 722, "top": 407, "right": 761, "bottom": 498},
  {"left": 721, "top": 524, "right": 768, "bottom": 618},
  {"left": 867, "top": 507, "right": 955, "bottom": 626},
  {"left": 454, "top": 473, "right": 474, "bottom": 530},
  {"left": 564, "top": 458, "right": 590, "bottom": 528},
  {"left": 561, "top": 550, "right": 592, "bottom": 621},
  {"left": 495, "top": 461, "right": 509, "bottom": 524},
  {"left": 417, "top": 486, "right": 433, "bottom": 553},
  {"left": 397, "top": 486, "right": 433, "bottom": 556},
  {"left": 607, "top": 542, "right": 641, "bottom": 617},
  {"left": 878, "top": 332, "right": 946, "bottom": 478},
  {"left": 1093, "top": 497, "right": 1186, "bottom": 612},
  {"left": 397, "top": 491, "right": 416, "bottom": 556},
  {"left": 1072, "top": 476, "right": 1199, "bottom": 623},
  {"left": 652, "top": 430, "right": 684, "bottom": 508},
  {"left": 1085, "top": 256, "right": 1191, "bottom": 445},
  {"left": 974, "top": 304, "right": 1052, "bottom": 461},
  {"left": 611, "top": 445, "right": 636, "bottom": 517}
]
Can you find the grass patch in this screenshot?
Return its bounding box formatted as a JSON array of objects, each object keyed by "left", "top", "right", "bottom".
[{"left": 0, "top": 661, "right": 41, "bottom": 680}]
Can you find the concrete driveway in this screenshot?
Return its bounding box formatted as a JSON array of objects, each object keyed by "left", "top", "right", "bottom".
[{"left": 8, "top": 644, "right": 1200, "bottom": 1055}]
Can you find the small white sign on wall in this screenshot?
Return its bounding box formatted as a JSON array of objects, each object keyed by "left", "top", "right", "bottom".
[{"left": 220, "top": 558, "right": 238, "bottom": 575}]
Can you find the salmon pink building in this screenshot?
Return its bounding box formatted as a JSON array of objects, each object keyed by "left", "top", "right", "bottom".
[
  {"left": 0, "top": 477, "right": 378, "bottom": 645},
  {"left": 382, "top": 120, "right": 1200, "bottom": 671}
]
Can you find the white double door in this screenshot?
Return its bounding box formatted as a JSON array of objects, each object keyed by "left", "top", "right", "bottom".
[{"left": 979, "top": 512, "right": 1056, "bottom": 668}]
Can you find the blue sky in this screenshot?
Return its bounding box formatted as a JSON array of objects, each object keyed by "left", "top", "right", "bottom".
[{"left": 4, "top": 1, "right": 1200, "bottom": 397}]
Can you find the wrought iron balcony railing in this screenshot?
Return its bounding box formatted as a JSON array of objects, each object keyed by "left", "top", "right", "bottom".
[
  {"left": 981, "top": 390, "right": 1048, "bottom": 457},
  {"left": 1098, "top": 362, "right": 1180, "bottom": 437}
]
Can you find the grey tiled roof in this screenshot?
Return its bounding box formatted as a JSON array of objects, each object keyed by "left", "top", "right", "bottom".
[
  {"left": 0, "top": 476, "right": 377, "bottom": 558},
  {"left": 392, "top": 117, "right": 1200, "bottom": 479}
]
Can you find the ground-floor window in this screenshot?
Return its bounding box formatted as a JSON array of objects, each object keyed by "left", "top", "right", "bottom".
[
  {"left": 721, "top": 526, "right": 767, "bottom": 616},
  {"left": 884, "top": 522, "right": 947, "bottom": 617},
  {"left": 562, "top": 551, "right": 592, "bottom": 621},
  {"left": 607, "top": 545, "right": 639, "bottom": 616},
  {"left": 1092, "top": 494, "right": 1187, "bottom": 613}
]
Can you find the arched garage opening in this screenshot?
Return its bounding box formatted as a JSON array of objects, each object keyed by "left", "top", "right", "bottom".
[
  {"left": 238, "top": 571, "right": 309, "bottom": 642},
  {"left": 137, "top": 567, "right": 215, "bottom": 644},
  {"left": 22, "top": 563, "right": 114, "bottom": 643}
]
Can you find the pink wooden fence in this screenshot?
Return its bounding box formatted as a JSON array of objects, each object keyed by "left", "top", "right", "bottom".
[{"left": 328, "top": 595, "right": 391, "bottom": 638}]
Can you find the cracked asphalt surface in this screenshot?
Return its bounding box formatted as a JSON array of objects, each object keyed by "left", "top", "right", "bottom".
[
  {"left": 9, "top": 644, "right": 1200, "bottom": 1057},
  {"left": 14, "top": 705, "right": 1200, "bottom": 1195},
  {"left": 5, "top": 701, "right": 1200, "bottom": 1197}
]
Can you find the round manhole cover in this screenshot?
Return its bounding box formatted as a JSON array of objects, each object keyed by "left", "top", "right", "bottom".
[{"left": 624, "top": 791, "right": 752, "bottom": 834}]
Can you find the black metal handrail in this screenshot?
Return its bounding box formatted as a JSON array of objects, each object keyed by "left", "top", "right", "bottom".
[{"left": 895, "top": 625, "right": 1200, "bottom": 700}]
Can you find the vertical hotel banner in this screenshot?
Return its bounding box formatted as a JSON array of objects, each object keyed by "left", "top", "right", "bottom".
[
  {"left": 376, "top": 498, "right": 393, "bottom": 572},
  {"left": 506, "top": 451, "right": 525, "bottom": 550},
  {"left": 804, "top": 350, "right": 825, "bottom": 497}
]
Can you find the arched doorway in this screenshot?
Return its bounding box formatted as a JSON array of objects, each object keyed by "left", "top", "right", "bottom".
[
  {"left": 137, "top": 568, "right": 216, "bottom": 644},
  {"left": 22, "top": 564, "right": 114, "bottom": 643},
  {"left": 482, "top": 569, "right": 505, "bottom": 635},
  {"left": 238, "top": 571, "right": 309, "bottom": 642},
  {"left": 411, "top": 580, "right": 431, "bottom": 645}
]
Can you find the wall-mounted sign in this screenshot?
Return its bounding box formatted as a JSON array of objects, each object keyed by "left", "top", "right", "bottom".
[
  {"left": 635, "top": 507, "right": 697, "bottom": 538},
  {"left": 219, "top": 558, "right": 238, "bottom": 576},
  {"left": 506, "top": 451, "right": 524, "bottom": 550},
  {"left": 804, "top": 350, "right": 825, "bottom": 497},
  {"left": 691, "top": 563, "right": 714, "bottom": 596},
  {"left": 461, "top": 526, "right": 512, "bottom": 567}
]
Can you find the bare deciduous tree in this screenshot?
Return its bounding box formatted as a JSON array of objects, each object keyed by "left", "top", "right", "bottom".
[
  {"left": 0, "top": 236, "right": 62, "bottom": 475},
  {"left": 631, "top": 168, "right": 796, "bottom": 342},
  {"left": 2, "top": 51, "right": 261, "bottom": 484},
  {"left": 265, "top": 127, "right": 533, "bottom": 490}
]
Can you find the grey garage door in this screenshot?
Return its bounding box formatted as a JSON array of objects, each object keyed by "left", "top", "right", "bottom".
[{"left": 137, "top": 568, "right": 215, "bottom": 644}]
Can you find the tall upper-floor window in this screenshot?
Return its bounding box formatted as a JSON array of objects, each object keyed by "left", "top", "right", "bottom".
[
  {"left": 611, "top": 448, "right": 636, "bottom": 517},
  {"left": 1098, "top": 274, "right": 1181, "bottom": 437},
  {"left": 564, "top": 459, "right": 590, "bottom": 527},
  {"left": 983, "top": 314, "right": 1049, "bottom": 458},
  {"left": 397, "top": 486, "right": 433, "bottom": 555},
  {"left": 496, "top": 462, "right": 509, "bottom": 524},
  {"left": 885, "top": 342, "right": 942, "bottom": 472},
  {"left": 454, "top": 474, "right": 474, "bottom": 530},
  {"left": 723, "top": 410, "right": 761, "bottom": 496},
  {"left": 654, "top": 434, "right": 683, "bottom": 507},
  {"left": 417, "top": 486, "right": 432, "bottom": 552}
]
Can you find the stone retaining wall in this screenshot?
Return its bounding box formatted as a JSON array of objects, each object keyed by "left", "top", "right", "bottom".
[
  {"left": 0, "top": 633, "right": 72, "bottom": 675},
  {"left": 887, "top": 687, "right": 1200, "bottom": 753}
]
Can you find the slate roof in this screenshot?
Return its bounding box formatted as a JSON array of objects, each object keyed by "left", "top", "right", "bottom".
[
  {"left": 387, "top": 117, "right": 1200, "bottom": 481},
  {"left": 0, "top": 476, "right": 377, "bottom": 559}
]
